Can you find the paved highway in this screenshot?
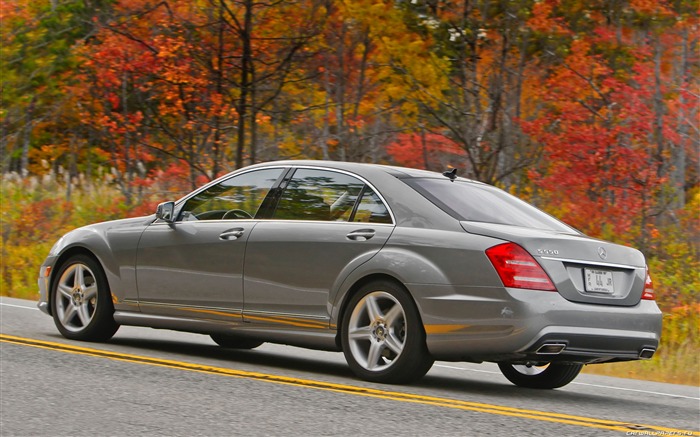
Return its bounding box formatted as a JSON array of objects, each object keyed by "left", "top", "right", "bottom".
[{"left": 1, "top": 297, "right": 698, "bottom": 436}]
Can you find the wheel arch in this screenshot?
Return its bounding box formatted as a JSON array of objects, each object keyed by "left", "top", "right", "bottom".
[
  {"left": 48, "top": 247, "right": 120, "bottom": 342},
  {"left": 47, "top": 247, "right": 110, "bottom": 316},
  {"left": 336, "top": 273, "right": 435, "bottom": 383},
  {"left": 333, "top": 273, "right": 422, "bottom": 350},
  {"left": 330, "top": 246, "right": 452, "bottom": 332}
]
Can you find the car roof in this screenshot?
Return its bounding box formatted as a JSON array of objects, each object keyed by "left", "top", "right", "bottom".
[{"left": 247, "top": 160, "right": 479, "bottom": 183}]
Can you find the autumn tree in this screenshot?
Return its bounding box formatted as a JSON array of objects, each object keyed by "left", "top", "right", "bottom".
[
  {"left": 1, "top": 0, "right": 110, "bottom": 180},
  {"left": 71, "top": 0, "right": 327, "bottom": 195},
  {"left": 385, "top": 0, "right": 546, "bottom": 185},
  {"left": 274, "top": 0, "right": 448, "bottom": 162},
  {"left": 214, "top": 0, "right": 326, "bottom": 166},
  {"left": 520, "top": 0, "right": 698, "bottom": 249},
  {"left": 3, "top": 0, "right": 696, "bottom": 225}
]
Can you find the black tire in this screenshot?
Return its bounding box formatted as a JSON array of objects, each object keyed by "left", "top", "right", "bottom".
[
  {"left": 50, "top": 254, "right": 119, "bottom": 342},
  {"left": 341, "top": 280, "right": 434, "bottom": 384},
  {"left": 498, "top": 362, "right": 583, "bottom": 389},
  {"left": 210, "top": 333, "right": 264, "bottom": 350}
]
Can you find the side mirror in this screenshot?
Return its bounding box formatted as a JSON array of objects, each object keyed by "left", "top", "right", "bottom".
[{"left": 155, "top": 201, "right": 175, "bottom": 223}]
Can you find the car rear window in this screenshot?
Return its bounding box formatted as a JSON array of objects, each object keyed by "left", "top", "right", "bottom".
[{"left": 404, "top": 178, "right": 576, "bottom": 233}]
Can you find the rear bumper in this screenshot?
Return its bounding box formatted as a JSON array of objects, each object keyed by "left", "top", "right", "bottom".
[
  {"left": 413, "top": 284, "right": 662, "bottom": 364},
  {"left": 514, "top": 326, "right": 659, "bottom": 364}
]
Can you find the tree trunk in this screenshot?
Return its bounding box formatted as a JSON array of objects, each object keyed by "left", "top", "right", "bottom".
[
  {"left": 20, "top": 97, "right": 36, "bottom": 178},
  {"left": 235, "top": 0, "right": 253, "bottom": 169}
]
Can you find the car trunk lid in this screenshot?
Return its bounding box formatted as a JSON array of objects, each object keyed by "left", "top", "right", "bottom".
[{"left": 461, "top": 221, "right": 647, "bottom": 306}]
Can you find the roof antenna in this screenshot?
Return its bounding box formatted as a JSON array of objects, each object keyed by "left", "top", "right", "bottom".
[{"left": 442, "top": 167, "right": 457, "bottom": 181}]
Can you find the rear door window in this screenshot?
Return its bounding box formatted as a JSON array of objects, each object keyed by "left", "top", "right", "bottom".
[
  {"left": 352, "top": 187, "right": 392, "bottom": 224},
  {"left": 272, "top": 168, "right": 392, "bottom": 224}
]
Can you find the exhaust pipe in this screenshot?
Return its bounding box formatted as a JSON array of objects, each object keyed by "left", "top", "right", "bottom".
[
  {"left": 639, "top": 348, "right": 655, "bottom": 359},
  {"left": 536, "top": 343, "right": 566, "bottom": 355}
]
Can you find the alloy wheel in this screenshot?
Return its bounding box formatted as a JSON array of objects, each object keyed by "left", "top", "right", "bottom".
[
  {"left": 55, "top": 262, "right": 99, "bottom": 332},
  {"left": 347, "top": 291, "right": 407, "bottom": 372}
]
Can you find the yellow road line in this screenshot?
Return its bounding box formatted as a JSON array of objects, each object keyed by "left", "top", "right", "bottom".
[{"left": 1, "top": 333, "right": 697, "bottom": 435}]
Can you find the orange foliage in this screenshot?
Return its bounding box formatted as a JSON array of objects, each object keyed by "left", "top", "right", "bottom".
[
  {"left": 521, "top": 38, "right": 679, "bottom": 239},
  {"left": 526, "top": 0, "right": 571, "bottom": 36},
  {"left": 387, "top": 132, "right": 466, "bottom": 171}
]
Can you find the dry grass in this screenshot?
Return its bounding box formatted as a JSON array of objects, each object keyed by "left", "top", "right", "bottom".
[{"left": 583, "top": 307, "right": 700, "bottom": 386}]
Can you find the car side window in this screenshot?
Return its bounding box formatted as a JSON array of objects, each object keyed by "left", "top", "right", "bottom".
[
  {"left": 179, "top": 168, "right": 284, "bottom": 221},
  {"left": 352, "top": 187, "right": 392, "bottom": 224},
  {"left": 273, "top": 169, "right": 365, "bottom": 222},
  {"left": 271, "top": 169, "right": 392, "bottom": 224}
]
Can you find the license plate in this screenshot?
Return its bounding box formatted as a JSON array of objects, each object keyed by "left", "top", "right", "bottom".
[{"left": 584, "top": 269, "right": 614, "bottom": 294}]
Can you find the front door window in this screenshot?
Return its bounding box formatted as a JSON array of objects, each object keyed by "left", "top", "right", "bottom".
[{"left": 180, "top": 168, "right": 284, "bottom": 221}]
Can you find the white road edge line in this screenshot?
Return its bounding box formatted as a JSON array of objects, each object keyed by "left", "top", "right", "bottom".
[
  {"left": 0, "top": 302, "right": 38, "bottom": 311},
  {"left": 570, "top": 382, "right": 700, "bottom": 400},
  {"left": 436, "top": 364, "right": 500, "bottom": 374},
  {"left": 435, "top": 363, "right": 700, "bottom": 400}
]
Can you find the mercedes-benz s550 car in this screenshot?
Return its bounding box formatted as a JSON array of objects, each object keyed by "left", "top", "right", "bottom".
[{"left": 38, "top": 160, "right": 662, "bottom": 388}]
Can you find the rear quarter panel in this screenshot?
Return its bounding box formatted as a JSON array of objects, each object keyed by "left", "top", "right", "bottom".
[{"left": 330, "top": 225, "right": 505, "bottom": 327}]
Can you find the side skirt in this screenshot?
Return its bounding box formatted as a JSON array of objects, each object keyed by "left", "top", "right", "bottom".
[{"left": 113, "top": 311, "right": 341, "bottom": 352}]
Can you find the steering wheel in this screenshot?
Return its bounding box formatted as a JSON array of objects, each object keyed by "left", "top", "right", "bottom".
[{"left": 222, "top": 209, "right": 253, "bottom": 220}]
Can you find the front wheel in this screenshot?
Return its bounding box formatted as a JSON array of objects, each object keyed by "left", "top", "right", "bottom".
[
  {"left": 50, "top": 254, "right": 119, "bottom": 342},
  {"left": 498, "top": 362, "right": 583, "bottom": 389},
  {"left": 341, "top": 280, "right": 433, "bottom": 384}
]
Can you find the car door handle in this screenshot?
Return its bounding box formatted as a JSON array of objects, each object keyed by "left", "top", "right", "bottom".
[
  {"left": 220, "top": 228, "right": 245, "bottom": 240},
  {"left": 346, "top": 229, "right": 375, "bottom": 241}
]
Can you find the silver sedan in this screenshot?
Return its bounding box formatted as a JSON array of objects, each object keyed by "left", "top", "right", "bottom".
[{"left": 37, "top": 160, "right": 662, "bottom": 388}]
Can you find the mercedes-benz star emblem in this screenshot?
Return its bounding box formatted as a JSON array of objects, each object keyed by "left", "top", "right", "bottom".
[{"left": 598, "top": 247, "right": 608, "bottom": 260}]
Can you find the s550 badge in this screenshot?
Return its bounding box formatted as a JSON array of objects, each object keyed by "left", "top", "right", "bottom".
[{"left": 537, "top": 249, "right": 559, "bottom": 255}]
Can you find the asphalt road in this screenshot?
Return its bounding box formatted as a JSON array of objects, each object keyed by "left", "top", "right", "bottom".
[{"left": 1, "top": 296, "right": 698, "bottom": 437}]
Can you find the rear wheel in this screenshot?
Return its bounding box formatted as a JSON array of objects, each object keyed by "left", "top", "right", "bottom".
[
  {"left": 341, "top": 280, "right": 433, "bottom": 384},
  {"left": 210, "top": 334, "right": 263, "bottom": 350},
  {"left": 498, "top": 362, "right": 583, "bottom": 389},
  {"left": 51, "top": 254, "right": 119, "bottom": 342}
]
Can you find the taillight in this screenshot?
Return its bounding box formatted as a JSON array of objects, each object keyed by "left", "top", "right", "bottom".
[
  {"left": 486, "top": 242, "right": 556, "bottom": 291},
  {"left": 642, "top": 265, "right": 655, "bottom": 300}
]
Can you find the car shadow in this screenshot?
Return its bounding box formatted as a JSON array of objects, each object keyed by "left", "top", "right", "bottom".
[
  {"left": 43, "top": 332, "right": 680, "bottom": 412},
  {"left": 102, "top": 335, "right": 355, "bottom": 379},
  {"left": 412, "top": 373, "right": 684, "bottom": 411}
]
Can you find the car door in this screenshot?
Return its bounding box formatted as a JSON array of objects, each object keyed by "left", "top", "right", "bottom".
[
  {"left": 243, "top": 167, "right": 395, "bottom": 328},
  {"left": 135, "top": 167, "right": 286, "bottom": 322}
]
